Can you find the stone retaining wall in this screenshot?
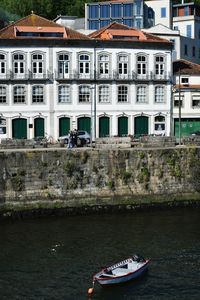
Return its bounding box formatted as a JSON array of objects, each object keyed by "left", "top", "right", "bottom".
[{"left": 0, "top": 147, "right": 200, "bottom": 218}]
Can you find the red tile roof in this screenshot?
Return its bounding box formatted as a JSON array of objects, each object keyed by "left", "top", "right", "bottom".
[
  {"left": 173, "top": 59, "right": 200, "bottom": 75},
  {"left": 0, "top": 13, "right": 90, "bottom": 40},
  {"left": 89, "top": 22, "right": 171, "bottom": 43}
]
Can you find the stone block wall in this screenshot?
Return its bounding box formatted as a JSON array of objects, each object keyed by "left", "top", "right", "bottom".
[{"left": 0, "top": 147, "right": 200, "bottom": 211}]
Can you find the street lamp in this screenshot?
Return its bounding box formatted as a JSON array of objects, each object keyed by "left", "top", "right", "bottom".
[{"left": 178, "top": 67, "right": 181, "bottom": 145}]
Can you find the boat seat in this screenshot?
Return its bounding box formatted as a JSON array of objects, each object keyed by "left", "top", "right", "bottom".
[{"left": 112, "top": 268, "right": 132, "bottom": 276}]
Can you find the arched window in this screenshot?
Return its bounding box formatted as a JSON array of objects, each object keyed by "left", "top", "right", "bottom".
[
  {"left": 0, "top": 53, "right": 6, "bottom": 76},
  {"left": 99, "top": 54, "right": 109, "bottom": 77},
  {"left": 58, "top": 53, "right": 69, "bottom": 78},
  {"left": 32, "top": 86, "right": 44, "bottom": 103},
  {"left": 32, "top": 53, "right": 44, "bottom": 77},
  {"left": 155, "top": 55, "right": 165, "bottom": 76},
  {"left": 137, "top": 54, "right": 147, "bottom": 76},
  {"left": 79, "top": 54, "right": 90, "bottom": 75},
  {"left": 154, "top": 115, "right": 165, "bottom": 132},
  {"left": 118, "top": 55, "right": 128, "bottom": 76},
  {"left": 13, "top": 53, "right": 25, "bottom": 77},
  {"left": 79, "top": 85, "right": 91, "bottom": 102}
]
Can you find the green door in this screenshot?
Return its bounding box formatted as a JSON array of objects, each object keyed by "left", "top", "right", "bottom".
[
  {"left": 118, "top": 116, "right": 128, "bottom": 137},
  {"left": 174, "top": 118, "right": 200, "bottom": 137},
  {"left": 12, "top": 118, "right": 27, "bottom": 139},
  {"left": 78, "top": 117, "right": 91, "bottom": 133},
  {"left": 34, "top": 118, "right": 44, "bottom": 137},
  {"left": 134, "top": 116, "right": 148, "bottom": 137},
  {"left": 59, "top": 117, "right": 70, "bottom": 136},
  {"left": 99, "top": 116, "right": 110, "bottom": 137}
]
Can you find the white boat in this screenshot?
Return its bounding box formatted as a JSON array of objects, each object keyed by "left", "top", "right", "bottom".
[{"left": 93, "top": 254, "right": 150, "bottom": 287}]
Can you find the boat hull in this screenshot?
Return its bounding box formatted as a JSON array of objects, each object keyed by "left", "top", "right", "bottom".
[{"left": 95, "top": 261, "right": 149, "bottom": 287}]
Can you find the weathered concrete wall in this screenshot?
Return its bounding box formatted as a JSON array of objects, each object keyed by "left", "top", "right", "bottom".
[{"left": 0, "top": 147, "right": 200, "bottom": 216}]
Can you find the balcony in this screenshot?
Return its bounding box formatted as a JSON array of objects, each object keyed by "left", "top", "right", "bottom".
[
  {"left": 8, "top": 70, "right": 53, "bottom": 81},
  {"left": 0, "top": 73, "right": 11, "bottom": 81},
  {"left": 29, "top": 70, "right": 53, "bottom": 81}
]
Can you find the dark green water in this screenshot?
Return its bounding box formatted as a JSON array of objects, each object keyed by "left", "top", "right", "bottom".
[{"left": 0, "top": 208, "right": 200, "bottom": 300}]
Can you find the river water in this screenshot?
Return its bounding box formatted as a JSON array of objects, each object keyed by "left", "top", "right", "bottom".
[{"left": 0, "top": 208, "right": 200, "bottom": 300}]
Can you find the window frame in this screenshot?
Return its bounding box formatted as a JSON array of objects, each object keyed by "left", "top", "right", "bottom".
[
  {"left": 117, "top": 54, "right": 129, "bottom": 78},
  {"left": 155, "top": 85, "right": 165, "bottom": 103},
  {"left": 12, "top": 52, "right": 26, "bottom": 78},
  {"left": 136, "top": 54, "right": 148, "bottom": 78},
  {"left": 117, "top": 85, "right": 129, "bottom": 103},
  {"left": 13, "top": 85, "right": 26, "bottom": 104},
  {"left": 58, "top": 85, "right": 71, "bottom": 103},
  {"left": 78, "top": 53, "right": 91, "bottom": 78},
  {"left": 154, "top": 115, "right": 165, "bottom": 132},
  {"left": 98, "top": 85, "right": 110, "bottom": 103},
  {"left": 57, "top": 52, "right": 70, "bottom": 79},
  {"left": 0, "top": 85, "right": 7, "bottom": 104},
  {"left": 79, "top": 85, "right": 91, "bottom": 103},
  {"left": 98, "top": 53, "right": 110, "bottom": 78},
  {"left": 32, "top": 85, "right": 44, "bottom": 103},
  {"left": 136, "top": 85, "right": 148, "bottom": 103},
  {"left": 31, "top": 52, "right": 44, "bottom": 78},
  {"left": 0, "top": 52, "right": 6, "bottom": 77}
]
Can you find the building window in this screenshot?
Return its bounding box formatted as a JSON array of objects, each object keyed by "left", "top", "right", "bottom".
[
  {"left": 99, "top": 85, "right": 110, "bottom": 103},
  {"left": 154, "top": 116, "right": 165, "bottom": 131},
  {"left": 136, "top": 86, "right": 147, "bottom": 103},
  {"left": 58, "top": 53, "right": 69, "bottom": 78},
  {"left": 192, "top": 94, "right": 200, "bottom": 108},
  {"left": 0, "top": 53, "right": 6, "bottom": 76},
  {"left": 155, "top": 55, "right": 165, "bottom": 76},
  {"left": 89, "top": 4, "right": 99, "bottom": 18},
  {"left": 79, "top": 85, "right": 91, "bottom": 103},
  {"left": 32, "top": 86, "right": 44, "bottom": 103},
  {"left": 111, "top": 4, "right": 121, "bottom": 18},
  {"left": 174, "top": 26, "right": 179, "bottom": 31},
  {"left": 0, "top": 86, "right": 6, "bottom": 103},
  {"left": 184, "top": 6, "right": 189, "bottom": 16},
  {"left": 155, "top": 86, "right": 165, "bottom": 103},
  {"left": 192, "top": 46, "right": 196, "bottom": 57},
  {"left": 184, "top": 45, "right": 188, "bottom": 56},
  {"left": 174, "top": 93, "right": 184, "bottom": 107},
  {"left": 100, "top": 4, "right": 110, "bottom": 18},
  {"left": 170, "top": 39, "right": 175, "bottom": 50},
  {"left": 13, "top": 86, "right": 26, "bottom": 103},
  {"left": 181, "top": 77, "right": 189, "bottom": 84},
  {"left": 161, "top": 7, "right": 166, "bottom": 18},
  {"left": 137, "top": 55, "right": 147, "bottom": 76},
  {"left": 118, "top": 55, "right": 128, "bottom": 76},
  {"left": 123, "top": 3, "right": 133, "bottom": 17},
  {"left": 13, "top": 53, "right": 25, "bottom": 76},
  {"left": 118, "top": 86, "right": 128, "bottom": 102},
  {"left": 186, "top": 25, "right": 192, "bottom": 38},
  {"left": 0, "top": 117, "right": 6, "bottom": 134},
  {"left": 99, "top": 54, "right": 109, "bottom": 77},
  {"left": 79, "top": 54, "right": 90, "bottom": 75},
  {"left": 32, "top": 53, "right": 43, "bottom": 76},
  {"left": 58, "top": 85, "right": 70, "bottom": 103}
]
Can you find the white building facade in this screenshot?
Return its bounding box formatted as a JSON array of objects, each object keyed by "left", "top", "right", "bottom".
[
  {"left": 173, "top": 59, "right": 200, "bottom": 137},
  {"left": 0, "top": 14, "right": 173, "bottom": 141}
]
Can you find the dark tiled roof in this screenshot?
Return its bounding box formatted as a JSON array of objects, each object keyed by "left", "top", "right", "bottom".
[
  {"left": 173, "top": 59, "right": 200, "bottom": 75},
  {"left": 0, "top": 13, "right": 90, "bottom": 40}
]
